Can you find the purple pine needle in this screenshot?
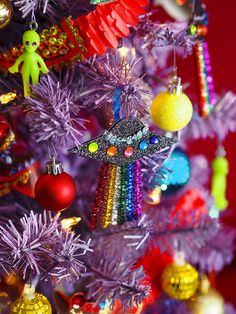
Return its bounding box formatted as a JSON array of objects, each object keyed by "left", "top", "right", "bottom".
[
  {"left": 77, "top": 52, "right": 153, "bottom": 118},
  {"left": 25, "top": 73, "right": 87, "bottom": 148}
]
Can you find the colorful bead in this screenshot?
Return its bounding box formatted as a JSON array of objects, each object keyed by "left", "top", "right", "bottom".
[
  {"left": 88, "top": 142, "right": 98, "bottom": 153},
  {"left": 124, "top": 146, "right": 134, "bottom": 158},
  {"left": 149, "top": 135, "right": 159, "bottom": 144},
  {"left": 189, "top": 24, "right": 197, "bottom": 35},
  {"left": 107, "top": 145, "right": 117, "bottom": 156},
  {"left": 195, "top": 41, "right": 215, "bottom": 117},
  {"left": 139, "top": 140, "right": 148, "bottom": 150}
]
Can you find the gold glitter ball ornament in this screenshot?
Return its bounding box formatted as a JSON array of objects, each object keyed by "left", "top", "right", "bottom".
[
  {"left": 0, "top": 0, "right": 13, "bottom": 30},
  {"left": 161, "top": 261, "right": 199, "bottom": 300},
  {"left": 188, "top": 276, "right": 225, "bottom": 314},
  {"left": 188, "top": 287, "right": 224, "bottom": 314},
  {"left": 10, "top": 292, "right": 52, "bottom": 314}
]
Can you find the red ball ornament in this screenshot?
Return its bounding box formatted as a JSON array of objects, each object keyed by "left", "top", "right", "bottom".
[
  {"left": 69, "top": 292, "right": 86, "bottom": 310},
  {"left": 34, "top": 159, "right": 76, "bottom": 212},
  {"left": 0, "top": 120, "right": 10, "bottom": 142}
]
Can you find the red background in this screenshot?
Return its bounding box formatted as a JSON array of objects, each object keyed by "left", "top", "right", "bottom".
[{"left": 180, "top": 0, "right": 236, "bottom": 305}]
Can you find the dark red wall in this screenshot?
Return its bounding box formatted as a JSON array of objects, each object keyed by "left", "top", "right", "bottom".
[{"left": 179, "top": 0, "right": 236, "bottom": 304}]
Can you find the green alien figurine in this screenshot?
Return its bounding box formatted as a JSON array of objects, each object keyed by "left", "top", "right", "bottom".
[
  {"left": 8, "top": 30, "right": 49, "bottom": 97},
  {"left": 211, "top": 155, "right": 229, "bottom": 210}
]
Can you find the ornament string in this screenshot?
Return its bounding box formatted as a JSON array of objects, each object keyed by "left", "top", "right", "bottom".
[
  {"left": 113, "top": 87, "right": 122, "bottom": 122},
  {"left": 29, "top": 0, "right": 38, "bottom": 30}
]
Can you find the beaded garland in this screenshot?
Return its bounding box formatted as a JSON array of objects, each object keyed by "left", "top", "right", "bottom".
[
  {"left": 69, "top": 117, "right": 176, "bottom": 229},
  {"left": 190, "top": 4, "right": 216, "bottom": 117}
]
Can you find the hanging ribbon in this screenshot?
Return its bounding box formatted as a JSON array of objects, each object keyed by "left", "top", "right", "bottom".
[{"left": 113, "top": 87, "right": 122, "bottom": 122}]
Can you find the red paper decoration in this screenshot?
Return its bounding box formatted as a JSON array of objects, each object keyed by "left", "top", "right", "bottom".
[{"left": 0, "top": 0, "right": 149, "bottom": 72}]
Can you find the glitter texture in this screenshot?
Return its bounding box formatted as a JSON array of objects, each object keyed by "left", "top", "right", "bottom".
[
  {"left": 101, "top": 164, "right": 117, "bottom": 229},
  {"left": 69, "top": 117, "right": 177, "bottom": 166}
]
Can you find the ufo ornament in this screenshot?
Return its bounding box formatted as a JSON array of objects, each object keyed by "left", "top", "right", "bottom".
[{"left": 69, "top": 117, "right": 177, "bottom": 229}]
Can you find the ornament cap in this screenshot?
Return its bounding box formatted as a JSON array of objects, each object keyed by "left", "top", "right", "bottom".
[
  {"left": 174, "top": 251, "right": 185, "bottom": 266},
  {"left": 23, "top": 284, "right": 35, "bottom": 300},
  {"left": 216, "top": 145, "right": 226, "bottom": 157},
  {"left": 46, "top": 158, "right": 63, "bottom": 175},
  {"left": 168, "top": 76, "right": 182, "bottom": 96}
]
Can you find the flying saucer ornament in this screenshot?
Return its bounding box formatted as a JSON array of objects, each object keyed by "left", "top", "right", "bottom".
[{"left": 69, "top": 117, "right": 177, "bottom": 229}]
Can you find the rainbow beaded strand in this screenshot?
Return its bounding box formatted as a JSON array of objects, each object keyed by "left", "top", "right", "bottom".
[
  {"left": 89, "top": 163, "right": 108, "bottom": 229},
  {"left": 101, "top": 164, "right": 117, "bottom": 229},
  {"left": 195, "top": 41, "right": 216, "bottom": 117},
  {"left": 118, "top": 165, "right": 127, "bottom": 225},
  {"left": 125, "top": 163, "right": 135, "bottom": 221},
  {"left": 111, "top": 166, "right": 121, "bottom": 225},
  {"left": 133, "top": 160, "right": 142, "bottom": 219}
]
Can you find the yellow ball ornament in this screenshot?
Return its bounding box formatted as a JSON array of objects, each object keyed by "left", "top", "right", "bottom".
[
  {"left": 0, "top": 0, "right": 13, "bottom": 30},
  {"left": 161, "top": 253, "right": 199, "bottom": 300},
  {"left": 10, "top": 285, "right": 52, "bottom": 314},
  {"left": 151, "top": 78, "right": 193, "bottom": 132}
]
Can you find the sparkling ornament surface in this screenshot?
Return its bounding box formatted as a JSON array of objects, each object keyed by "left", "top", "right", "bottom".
[
  {"left": 101, "top": 164, "right": 117, "bottom": 228},
  {"left": 151, "top": 91, "right": 193, "bottom": 131},
  {"left": 69, "top": 118, "right": 176, "bottom": 166},
  {"left": 69, "top": 292, "right": 86, "bottom": 310},
  {"left": 107, "top": 145, "right": 117, "bottom": 156},
  {"left": 149, "top": 135, "right": 159, "bottom": 144},
  {"left": 188, "top": 288, "right": 224, "bottom": 314},
  {"left": 89, "top": 142, "right": 99, "bottom": 153},
  {"left": 34, "top": 171, "right": 76, "bottom": 212},
  {"left": 124, "top": 146, "right": 134, "bottom": 158},
  {"left": 71, "top": 118, "right": 176, "bottom": 229},
  {"left": 161, "top": 262, "right": 199, "bottom": 300},
  {"left": 195, "top": 41, "right": 216, "bottom": 117},
  {"left": 139, "top": 140, "right": 148, "bottom": 150},
  {"left": 10, "top": 292, "right": 52, "bottom": 314},
  {"left": 0, "top": 0, "right": 12, "bottom": 30},
  {"left": 154, "top": 148, "right": 191, "bottom": 193}
]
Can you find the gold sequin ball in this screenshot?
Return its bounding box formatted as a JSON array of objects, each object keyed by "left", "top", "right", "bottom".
[
  {"left": 161, "top": 261, "right": 199, "bottom": 300},
  {"left": 10, "top": 292, "right": 52, "bottom": 314}
]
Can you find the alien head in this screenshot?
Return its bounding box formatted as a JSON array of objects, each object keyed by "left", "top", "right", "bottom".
[{"left": 22, "top": 30, "right": 40, "bottom": 53}]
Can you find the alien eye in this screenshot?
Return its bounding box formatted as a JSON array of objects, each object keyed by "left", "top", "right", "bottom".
[
  {"left": 32, "top": 42, "right": 37, "bottom": 46},
  {"left": 25, "top": 41, "right": 30, "bottom": 45}
]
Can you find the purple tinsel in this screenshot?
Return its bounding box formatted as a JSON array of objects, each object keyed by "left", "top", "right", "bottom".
[
  {"left": 77, "top": 52, "right": 153, "bottom": 118},
  {"left": 12, "top": 0, "right": 61, "bottom": 20},
  {"left": 0, "top": 211, "right": 91, "bottom": 283},
  {"left": 124, "top": 203, "right": 219, "bottom": 256},
  {"left": 84, "top": 252, "right": 150, "bottom": 308},
  {"left": 183, "top": 92, "right": 236, "bottom": 143},
  {"left": 25, "top": 73, "right": 87, "bottom": 149},
  {"left": 188, "top": 226, "right": 236, "bottom": 272},
  {"left": 135, "top": 20, "right": 197, "bottom": 56}
]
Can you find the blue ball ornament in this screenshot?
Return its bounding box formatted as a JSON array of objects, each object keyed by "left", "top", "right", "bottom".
[{"left": 152, "top": 148, "right": 191, "bottom": 194}]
